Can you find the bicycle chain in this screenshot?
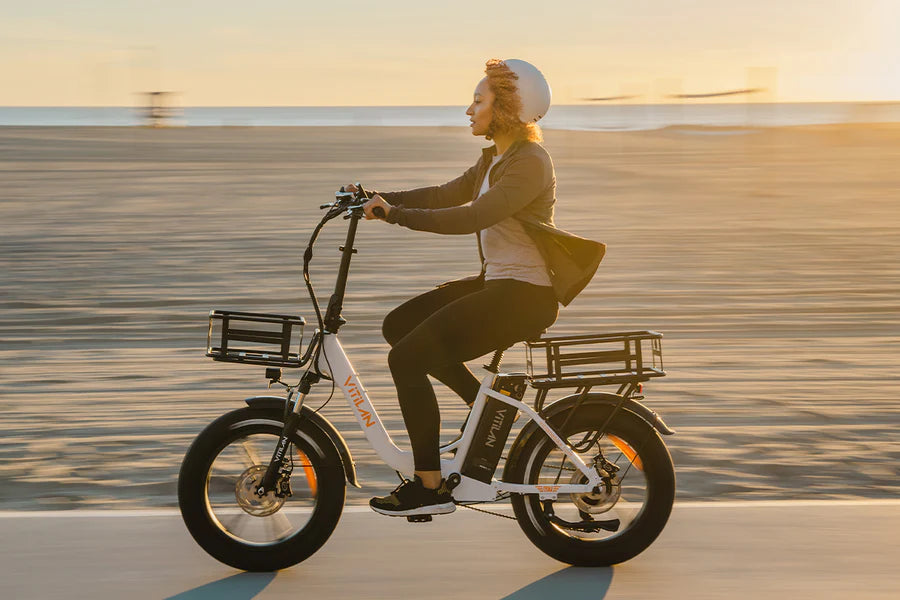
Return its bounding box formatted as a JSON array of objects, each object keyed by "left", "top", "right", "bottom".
[{"left": 457, "top": 502, "right": 518, "bottom": 520}]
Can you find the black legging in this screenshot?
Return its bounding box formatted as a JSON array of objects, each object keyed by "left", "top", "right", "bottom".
[{"left": 383, "top": 277, "right": 559, "bottom": 471}]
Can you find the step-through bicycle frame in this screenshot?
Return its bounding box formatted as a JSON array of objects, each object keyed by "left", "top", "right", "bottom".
[{"left": 313, "top": 332, "right": 603, "bottom": 502}]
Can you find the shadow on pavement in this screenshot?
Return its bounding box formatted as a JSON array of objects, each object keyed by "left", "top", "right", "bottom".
[
  {"left": 164, "top": 572, "right": 276, "bottom": 599},
  {"left": 500, "top": 566, "right": 614, "bottom": 600}
]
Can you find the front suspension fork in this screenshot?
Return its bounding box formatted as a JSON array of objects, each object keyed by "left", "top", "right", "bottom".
[{"left": 256, "top": 372, "right": 318, "bottom": 498}]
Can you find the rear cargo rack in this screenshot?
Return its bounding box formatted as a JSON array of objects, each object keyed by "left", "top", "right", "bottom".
[
  {"left": 206, "top": 310, "right": 306, "bottom": 368},
  {"left": 525, "top": 330, "right": 665, "bottom": 389}
]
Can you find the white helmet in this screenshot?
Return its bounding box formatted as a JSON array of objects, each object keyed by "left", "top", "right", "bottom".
[{"left": 503, "top": 59, "right": 552, "bottom": 123}]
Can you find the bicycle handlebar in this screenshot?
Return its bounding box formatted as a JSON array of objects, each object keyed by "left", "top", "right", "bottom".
[
  {"left": 296, "top": 183, "right": 390, "bottom": 374},
  {"left": 303, "top": 183, "right": 377, "bottom": 335},
  {"left": 326, "top": 183, "right": 386, "bottom": 219}
]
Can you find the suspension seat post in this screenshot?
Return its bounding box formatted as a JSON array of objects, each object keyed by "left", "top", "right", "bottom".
[{"left": 483, "top": 347, "right": 506, "bottom": 373}]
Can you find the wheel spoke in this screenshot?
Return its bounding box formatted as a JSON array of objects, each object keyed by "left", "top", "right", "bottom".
[
  {"left": 240, "top": 438, "right": 263, "bottom": 467},
  {"left": 551, "top": 455, "right": 571, "bottom": 484},
  {"left": 263, "top": 511, "right": 294, "bottom": 540},
  {"left": 219, "top": 512, "right": 250, "bottom": 537},
  {"left": 616, "top": 429, "right": 653, "bottom": 480},
  {"left": 604, "top": 503, "right": 640, "bottom": 528}
]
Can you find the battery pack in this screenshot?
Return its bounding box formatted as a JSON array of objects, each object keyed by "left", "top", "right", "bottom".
[{"left": 461, "top": 374, "right": 527, "bottom": 484}]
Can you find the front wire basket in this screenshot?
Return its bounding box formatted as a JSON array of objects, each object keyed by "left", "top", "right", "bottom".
[
  {"left": 206, "top": 310, "right": 306, "bottom": 368},
  {"left": 525, "top": 330, "right": 665, "bottom": 389}
]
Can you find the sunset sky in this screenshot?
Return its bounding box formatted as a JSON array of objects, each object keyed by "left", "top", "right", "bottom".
[{"left": 2, "top": 0, "right": 898, "bottom": 106}]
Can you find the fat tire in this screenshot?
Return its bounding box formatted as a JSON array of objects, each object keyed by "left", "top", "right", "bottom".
[
  {"left": 178, "top": 406, "right": 345, "bottom": 571},
  {"left": 506, "top": 405, "right": 675, "bottom": 566}
]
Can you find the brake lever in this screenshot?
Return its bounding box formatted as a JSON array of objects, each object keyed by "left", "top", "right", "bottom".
[{"left": 343, "top": 205, "right": 366, "bottom": 220}]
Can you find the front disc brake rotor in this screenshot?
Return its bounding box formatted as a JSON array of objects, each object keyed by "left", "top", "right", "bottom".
[
  {"left": 234, "top": 465, "right": 286, "bottom": 517},
  {"left": 568, "top": 471, "right": 621, "bottom": 514}
]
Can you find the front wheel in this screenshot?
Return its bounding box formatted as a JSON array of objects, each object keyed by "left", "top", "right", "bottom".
[
  {"left": 505, "top": 405, "right": 675, "bottom": 566},
  {"left": 177, "top": 406, "right": 346, "bottom": 571}
]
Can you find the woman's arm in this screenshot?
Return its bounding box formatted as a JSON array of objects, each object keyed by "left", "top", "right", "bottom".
[
  {"left": 384, "top": 153, "right": 550, "bottom": 234},
  {"left": 377, "top": 163, "right": 480, "bottom": 210}
]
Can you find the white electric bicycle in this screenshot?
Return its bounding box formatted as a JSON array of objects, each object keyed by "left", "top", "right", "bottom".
[{"left": 178, "top": 186, "right": 676, "bottom": 571}]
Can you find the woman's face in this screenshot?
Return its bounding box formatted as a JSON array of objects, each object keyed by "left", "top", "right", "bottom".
[{"left": 466, "top": 78, "right": 494, "bottom": 137}]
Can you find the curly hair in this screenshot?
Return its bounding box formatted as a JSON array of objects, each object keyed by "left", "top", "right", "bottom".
[{"left": 484, "top": 59, "right": 543, "bottom": 143}]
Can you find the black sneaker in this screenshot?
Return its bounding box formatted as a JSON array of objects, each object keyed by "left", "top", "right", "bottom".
[{"left": 369, "top": 475, "right": 456, "bottom": 517}]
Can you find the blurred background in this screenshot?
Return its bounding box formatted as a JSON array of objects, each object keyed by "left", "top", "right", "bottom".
[{"left": 1, "top": 1, "right": 898, "bottom": 510}]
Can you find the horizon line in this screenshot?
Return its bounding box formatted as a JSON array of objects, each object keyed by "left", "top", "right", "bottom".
[{"left": 2, "top": 100, "right": 900, "bottom": 109}]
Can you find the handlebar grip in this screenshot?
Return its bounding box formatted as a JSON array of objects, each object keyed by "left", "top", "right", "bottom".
[{"left": 372, "top": 206, "right": 386, "bottom": 219}]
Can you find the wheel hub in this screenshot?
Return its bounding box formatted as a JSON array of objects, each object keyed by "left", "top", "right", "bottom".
[
  {"left": 568, "top": 471, "right": 620, "bottom": 514},
  {"left": 235, "top": 465, "right": 285, "bottom": 516}
]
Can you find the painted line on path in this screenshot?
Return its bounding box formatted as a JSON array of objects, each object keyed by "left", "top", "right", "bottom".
[{"left": 1, "top": 498, "right": 899, "bottom": 519}]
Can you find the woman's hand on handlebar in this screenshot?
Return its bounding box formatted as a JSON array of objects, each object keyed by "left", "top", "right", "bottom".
[
  {"left": 363, "top": 195, "right": 391, "bottom": 220},
  {"left": 339, "top": 183, "right": 388, "bottom": 219}
]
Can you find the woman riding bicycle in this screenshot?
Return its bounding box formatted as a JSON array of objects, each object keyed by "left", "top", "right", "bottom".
[{"left": 352, "top": 59, "right": 563, "bottom": 517}]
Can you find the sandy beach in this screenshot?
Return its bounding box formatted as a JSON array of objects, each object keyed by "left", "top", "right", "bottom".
[{"left": 1, "top": 124, "right": 898, "bottom": 509}]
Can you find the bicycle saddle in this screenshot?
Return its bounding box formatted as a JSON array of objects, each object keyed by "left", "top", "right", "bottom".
[
  {"left": 526, "top": 328, "right": 548, "bottom": 342},
  {"left": 483, "top": 328, "right": 546, "bottom": 373}
]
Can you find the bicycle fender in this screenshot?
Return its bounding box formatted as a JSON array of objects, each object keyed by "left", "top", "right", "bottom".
[
  {"left": 244, "top": 396, "right": 361, "bottom": 488},
  {"left": 513, "top": 392, "right": 675, "bottom": 451}
]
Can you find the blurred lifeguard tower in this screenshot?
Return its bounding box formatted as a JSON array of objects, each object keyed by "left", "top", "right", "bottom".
[{"left": 140, "top": 91, "right": 179, "bottom": 127}]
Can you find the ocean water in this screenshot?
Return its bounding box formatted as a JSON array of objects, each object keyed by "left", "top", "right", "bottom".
[{"left": 0, "top": 102, "right": 898, "bottom": 130}]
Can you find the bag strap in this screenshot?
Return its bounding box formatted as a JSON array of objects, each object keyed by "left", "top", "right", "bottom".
[{"left": 476, "top": 231, "right": 486, "bottom": 277}]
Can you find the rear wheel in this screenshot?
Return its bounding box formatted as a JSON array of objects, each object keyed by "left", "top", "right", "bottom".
[
  {"left": 178, "top": 407, "right": 345, "bottom": 571},
  {"left": 506, "top": 404, "right": 675, "bottom": 566}
]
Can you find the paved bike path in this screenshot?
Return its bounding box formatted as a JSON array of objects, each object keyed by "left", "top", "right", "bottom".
[{"left": 1, "top": 501, "right": 897, "bottom": 599}]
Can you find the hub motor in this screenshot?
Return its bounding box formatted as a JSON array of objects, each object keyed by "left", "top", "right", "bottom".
[{"left": 568, "top": 470, "right": 621, "bottom": 515}]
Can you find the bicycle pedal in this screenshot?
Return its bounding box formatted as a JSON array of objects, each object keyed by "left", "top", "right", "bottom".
[{"left": 406, "top": 514, "right": 433, "bottom": 523}]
